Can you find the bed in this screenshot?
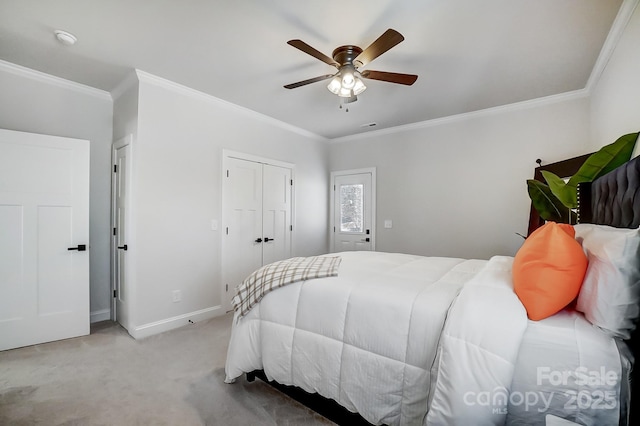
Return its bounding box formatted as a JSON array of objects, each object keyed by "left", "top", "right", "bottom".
[{"left": 224, "top": 154, "right": 640, "bottom": 426}]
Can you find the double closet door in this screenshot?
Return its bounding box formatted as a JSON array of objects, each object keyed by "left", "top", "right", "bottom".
[{"left": 222, "top": 155, "right": 293, "bottom": 309}]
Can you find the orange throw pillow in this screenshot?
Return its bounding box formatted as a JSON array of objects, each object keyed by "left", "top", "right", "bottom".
[{"left": 513, "top": 222, "right": 588, "bottom": 320}]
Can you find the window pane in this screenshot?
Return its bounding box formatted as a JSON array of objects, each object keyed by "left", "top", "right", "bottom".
[{"left": 340, "top": 184, "right": 363, "bottom": 232}]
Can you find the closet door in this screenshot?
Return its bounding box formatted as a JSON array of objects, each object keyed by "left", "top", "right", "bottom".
[
  {"left": 262, "top": 164, "right": 292, "bottom": 265},
  {"left": 222, "top": 154, "right": 293, "bottom": 310},
  {"left": 223, "top": 157, "right": 264, "bottom": 309}
]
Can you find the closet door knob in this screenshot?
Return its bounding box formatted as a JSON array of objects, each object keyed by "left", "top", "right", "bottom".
[
  {"left": 264, "top": 237, "right": 274, "bottom": 242},
  {"left": 117, "top": 245, "right": 128, "bottom": 251},
  {"left": 68, "top": 244, "right": 87, "bottom": 251},
  {"left": 254, "top": 238, "right": 263, "bottom": 243}
]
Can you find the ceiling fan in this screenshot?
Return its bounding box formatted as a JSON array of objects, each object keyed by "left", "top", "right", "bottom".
[{"left": 283, "top": 29, "right": 418, "bottom": 103}]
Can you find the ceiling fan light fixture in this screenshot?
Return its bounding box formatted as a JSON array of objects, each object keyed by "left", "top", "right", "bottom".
[
  {"left": 338, "top": 86, "right": 353, "bottom": 98},
  {"left": 353, "top": 77, "right": 367, "bottom": 96},
  {"left": 340, "top": 66, "right": 356, "bottom": 89},
  {"left": 328, "top": 66, "right": 366, "bottom": 97},
  {"left": 327, "top": 76, "right": 342, "bottom": 95}
]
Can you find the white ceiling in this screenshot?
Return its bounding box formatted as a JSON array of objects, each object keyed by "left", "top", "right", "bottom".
[{"left": 0, "top": 0, "right": 625, "bottom": 140}]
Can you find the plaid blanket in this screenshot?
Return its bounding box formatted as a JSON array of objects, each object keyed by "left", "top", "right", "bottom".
[{"left": 232, "top": 255, "right": 342, "bottom": 318}]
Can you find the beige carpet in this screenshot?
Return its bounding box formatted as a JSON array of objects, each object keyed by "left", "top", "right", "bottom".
[{"left": 0, "top": 313, "right": 334, "bottom": 425}]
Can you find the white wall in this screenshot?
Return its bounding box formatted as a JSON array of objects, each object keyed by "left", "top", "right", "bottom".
[
  {"left": 126, "top": 72, "right": 328, "bottom": 331},
  {"left": 0, "top": 61, "right": 114, "bottom": 322},
  {"left": 329, "top": 95, "right": 591, "bottom": 259},
  {"left": 590, "top": 3, "right": 640, "bottom": 157},
  {"left": 112, "top": 72, "right": 139, "bottom": 143}
]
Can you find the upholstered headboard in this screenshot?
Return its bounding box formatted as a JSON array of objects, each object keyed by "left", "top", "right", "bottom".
[
  {"left": 578, "top": 154, "right": 640, "bottom": 426},
  {"left": 578, "top": 155, "right": 640, "bottom": 228}
]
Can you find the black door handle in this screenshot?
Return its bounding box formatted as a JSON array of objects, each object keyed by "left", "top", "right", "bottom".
[
  {"left": 264, "top": 237, "right": 274, "bottom": 242},
  {"left": 254, "top": 238, "right": 263, "bottom": 243},
  {"left": 117, "top": 245, "right": 128, "bottom": 251},
  {"left": 68, "top": 244, "right": 87, "bottom": 251}
]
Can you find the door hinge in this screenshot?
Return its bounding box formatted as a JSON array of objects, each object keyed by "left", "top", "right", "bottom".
[
  {"left": 114, "top": 164, "right": 117, "bottom": 173},
  {"left": 226, "top": 170, "right": 229, "bottom": 178},
  {"left": 333, "top": 184, "right": 336, "bottom": 191},
  {"left": 290, "top": 225, "right": 293, "bottom": 231},
  {"left": 290, "top": 179, "right": 293, "bottom": 186},
  {"left": 225, "top": 284, "right": 228, "bottom": 292},
  {"left": 113, "top": 289, "right": 117, "bottom": 298},
  {"left": 226, "top": 227, "right": 229, "bottom": 235},
  {"left": 333, "top": 226, "right": 336, "bottom": 232},
  {"left": 113, "top": 227, "right": 117, "bottom": 236}
]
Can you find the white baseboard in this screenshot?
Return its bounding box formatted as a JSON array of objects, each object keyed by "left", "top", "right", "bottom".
[
  {"left": 90, "top": 309, "right": 111, "bottom": 323},
  {"left": 129, "top": 305, "right": 224, "bottom": 339}
]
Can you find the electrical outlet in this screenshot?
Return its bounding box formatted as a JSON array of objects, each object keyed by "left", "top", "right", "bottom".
[{"left": 172, "top": 290, "right": 181, "bottom": 303}]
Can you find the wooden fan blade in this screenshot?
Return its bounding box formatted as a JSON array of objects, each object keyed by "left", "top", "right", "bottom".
[
  {"left": 287, "top": 40, "right": 340, "bottom": 68},
  {"left": 284, "top": 74, "right": 335, "bottom": 89},
  {"left": 353, "top": 29, "right": 404, "bottom": 67},
  {"left": 361, "top": 70, "right": 418, "bottom": 85}
]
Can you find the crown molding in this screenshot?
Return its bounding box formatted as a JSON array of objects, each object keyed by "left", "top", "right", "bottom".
[
  {"left": 134, "top": 70, "right": 327, "bottom": 142},
  {"left": 585, "top": 0, "right": 639, "bottom": 92},
  {"left": 0, "top": 59, "right": 112, "bottom": 101},
  {"left": 330, "top": 89, "right": 590, "bottom": 144}
]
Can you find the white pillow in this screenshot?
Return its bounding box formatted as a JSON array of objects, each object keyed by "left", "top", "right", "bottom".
[{"left": 574, "top": 224, "right": 640, "bottom": 339}]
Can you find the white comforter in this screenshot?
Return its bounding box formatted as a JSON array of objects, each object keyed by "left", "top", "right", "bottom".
[{"left": 225, "top": 252, "right": 528, "bottom": 425}]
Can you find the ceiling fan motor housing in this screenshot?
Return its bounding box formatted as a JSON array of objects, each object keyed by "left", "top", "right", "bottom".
[{"left": 332, "top": 45, "right": 364, "bottom": 67}]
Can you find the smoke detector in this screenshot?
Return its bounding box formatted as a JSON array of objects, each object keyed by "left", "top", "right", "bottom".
[{"left": 54, "top": 30, "right": 77, "bottom": 46}]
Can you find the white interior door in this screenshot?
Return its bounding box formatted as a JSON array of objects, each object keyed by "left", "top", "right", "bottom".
[
  {"left": 262, "top": 164, "right": 292, "bottom": 265},
  {"left": 223, "top": 157, "right": 264, "bottom": 309},
  {"left": 332, "top": 169, "right": 375, "bottom": 252},
  {"left": 112, "top": 138, "right": 131, "bottom": 331},
  {"left": 0, "top": 129, "right": 90, "bottom": 351},
  {"left": 222, "top": 153, "right": 293, "bottom": 309}
]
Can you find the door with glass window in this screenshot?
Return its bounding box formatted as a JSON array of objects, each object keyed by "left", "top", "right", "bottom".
[{"left": 331, "top": 169, "right": 375, "bottom": 252}]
